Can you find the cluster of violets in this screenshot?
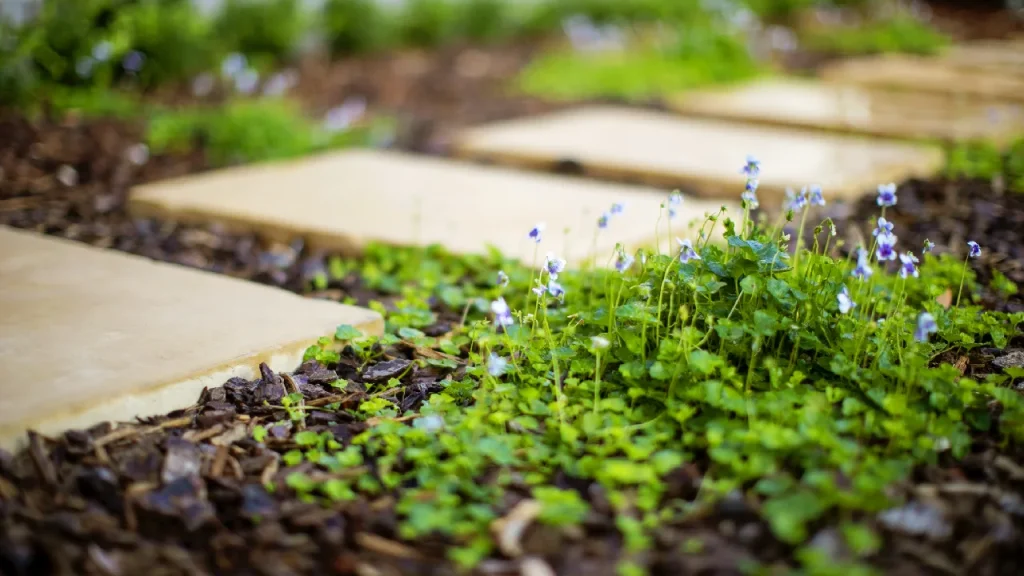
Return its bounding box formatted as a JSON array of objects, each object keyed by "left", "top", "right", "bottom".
[
  {"left": 838, "top": 182, "right": 982, "bottom": 343},
  {"left": 483, "top": 155, "right": 984, "bottom": 377},
  {"left": 76, "top": 41, "right": 145, "bottom": 79}
]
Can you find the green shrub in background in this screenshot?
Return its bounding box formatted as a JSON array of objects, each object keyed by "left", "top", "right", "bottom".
[
  {"left": 396, "top": 0, "right": 460, "bottom": 48},
  {"left": 146, "top": 99, "right": 383, "bottom": 167},
  {"left": 113, "top": 0, "right": 218, "bottom": 89},
  {"left": 458, "top": 0, "right": 514, "bottom": 43},
  {"left": 322, "top": 0, "right": 394, "bottom": 55},
  {"left": 1006, "top": 138, "right": 1024, "bottom": 193},
  {"left": 945, "top": 137, "right": 1024, "bottom": 193},
  {"left": 213, "top": 0, "right": 307, "bottom": 63},
  {"left": 801, "top": 14, "right": 950, "bottom": 56}
]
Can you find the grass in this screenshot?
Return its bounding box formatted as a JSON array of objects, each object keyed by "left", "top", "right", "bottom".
[
  {"left": 146, "top": 99, "right": 390, "bottom": 167},
  {"left": 275, "top": 159, "right": 1024, "bottom": 574},
  {"left": 517, "top": 24, "right": 762, "bottom": 100},
  {"left": 800, "top": 14, "right": 951, "bottom": 57}
]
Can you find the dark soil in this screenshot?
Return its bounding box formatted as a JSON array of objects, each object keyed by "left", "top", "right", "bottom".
[
  {"left": 3, "top": 5, "right": 1024, "bottom": 575},
  {"left": 847, "top": 177, "right": 1024, "bottom": 313}
]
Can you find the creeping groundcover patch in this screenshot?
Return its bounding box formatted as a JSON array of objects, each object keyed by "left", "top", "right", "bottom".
[{"left": 286, "top": 156, "right": 1024, "bottom": 573}]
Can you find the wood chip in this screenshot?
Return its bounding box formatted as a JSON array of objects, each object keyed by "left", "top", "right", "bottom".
[
  {"left": 491, "top": 499, "right": 542, "bottom": 558},
  {"left": 210, "top": 446, "right": 229, "bottom": 478},
  {"left": 354, "top": 532, "right": 423, "bottom": 560},
  {"left": 28, "top": 431, "right": 58, "bottom": 487},
  {"left": 520, "top": 557, "right": 556, "bottom": 576},
  {"left": 210, "top": 424, "right": 247, "bottom": 447}
]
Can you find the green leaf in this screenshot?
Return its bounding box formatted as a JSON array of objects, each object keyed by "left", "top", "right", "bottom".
[
  {"left": 294, "top": 430, "right": 320, "bottom": 446},
  {"left": 335, "top": 324, "right": 363, "bottom": 340}
]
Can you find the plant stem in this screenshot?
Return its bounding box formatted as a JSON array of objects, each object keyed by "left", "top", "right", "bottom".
[{"left": 955, "top": 256, "right": 970, "bottom": 307}]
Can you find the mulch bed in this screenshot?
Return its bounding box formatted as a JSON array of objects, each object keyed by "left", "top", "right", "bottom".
[
  {"left": 2, "top": 342, "right": 1023, "bottom": 576},
  {"left": 3, "top": 4, "right": 1024, "bottom": 575}
]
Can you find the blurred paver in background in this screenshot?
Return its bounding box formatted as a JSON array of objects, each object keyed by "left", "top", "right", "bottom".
[
  {"left": 129, "top": 149, "right": 735, "bottom": 265},
  {"left": 452, "top": 106, "right": 945, "bottom": 206},
  {"left": 943, "top": 37, "right": 1024, "bottom": 73},
  {"left": 821, "top": 54, "right": 1024, "bottom": 103},
  {"left": 0, "top": 226, "right": 383, "bottom": 451},
  {"left": 667, "top": 77, "right": 1024, "bottom": 145}
]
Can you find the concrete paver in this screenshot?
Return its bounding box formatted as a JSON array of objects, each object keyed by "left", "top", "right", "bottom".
[
  {"left": 129, "top": 149, "right": 736, "bottom": 266},
  {"left": 0, "top": 226, "right": 383, "bottom": 451},
  {"left": 452, "top": 106, "right": 945, "bottom": 207},
  {"left": 821, "top": 54, "right": 1024, "bottom": 104},
  {"left": 666, "top": 77, "right": 1024, "bottom": 145}
]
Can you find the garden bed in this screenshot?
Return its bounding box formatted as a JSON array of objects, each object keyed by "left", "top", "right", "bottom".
[{"left": 3, "top": 3, "right": 1024, "bottom": 576}]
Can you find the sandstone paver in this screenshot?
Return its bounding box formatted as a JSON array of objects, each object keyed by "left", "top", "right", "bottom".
[
  {"left": 944, "top": 38, "right": 1024, "bottom": 74},
  {"left": 451, "top": 106, "right": 944, "bottom": 206},
  {"left": 129, "top": 149, "right": 735, "bottom": 265},
  {"left": 821, "top": 54, "right": 1024, "bottom": 104},
  {"left": 666, "top": 77, "right": 1024, "bottom": 145},
  {"left": 0, "top": 226, "right": 383, "bottom": 451}
]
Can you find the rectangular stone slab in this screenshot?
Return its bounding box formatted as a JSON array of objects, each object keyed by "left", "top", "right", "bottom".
[
  {"left": 821, "top": 55, "right": 1024, "bottom": 104},
  {"left": 129, "top": 149, "right": 736, "bottom": 266},
  {"left": 0, "top": 227, "right": 383, "bottom": 451},
  {"left": 944, "top": 38, "right": 1024, "bottom": 74},
  {"left": 666, "top": 78, "right": 1024, "bottom": 146},
  {"left": 451, "top": 106, "right": 944, "bottom": 207}
]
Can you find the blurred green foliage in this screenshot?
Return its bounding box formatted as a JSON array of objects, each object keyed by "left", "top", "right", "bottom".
[
  {"left": 146, "top": 99, "right": 387, "bottom": 166},
  {"left": 945, "top": 137, "right": 1024, "bottom": 193},
  {"left": 801, "top": 15, "right": 951, "bottom": 56}
]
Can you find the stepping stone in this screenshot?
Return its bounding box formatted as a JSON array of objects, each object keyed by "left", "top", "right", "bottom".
[
  {"left": 0, "top": 227, "right": 382, "bottom": 451},
  {"left": 821, "top": 54, "right": 1024, "bottom": 104},
  {"left": 666, "top": 78, "right": 1024, "bottom": 145},
  {"left": 129, "top": 149, "right": 734, "bottom": 266},
  {"left": 944, "top": 38, "right": 1024, "bottom": 74},
  {"left": 451, "top": 106, "right": 944, "bottom": 206}
]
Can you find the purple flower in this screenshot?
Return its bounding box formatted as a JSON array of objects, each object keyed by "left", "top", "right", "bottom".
[
  {"left": 614, "top": 250, "right": 635, "bottom": 273},
  {"left": 852, "top": 248, "right": 873, "bottom": 280},
  {"left": 491, "top": 297, "right": 514, "bottom": 328},
  {"left": 487, "top": 353, "right": 508, "bottom": 377},
  {"left": 597, "top": 211, "right": 611, "bottom": 229},
  {"left": 741, "top": 155, "right": 761, "bottom": 178},
  {"left": 544, "top": 253, "right": 567, "bottom": 278},
  {"left": 548, "top": 280, "right": 566, "bottom": 299},
  {"left": 808, "top": 185, "right": 825, "bottom": 207},
  {"left": 528, "top": 223, "right": 545, "bottom": 244},
  {"left": 610, "top": 202, "right": 626, "bottom": 216},
  {"left": 875, "top": 233, "right": 898, "bottom": 262},
  {"left": 837, "top": 285, "right": 855, "bottom": 314},
  {"left": 872, "top": 217, "right": 893, "bottom": 237},
  {"left": 923, "top": 239, "right": 935, "bottom": 254},
  {"left": 532, "top": 284, "right": 547, "bottom": 297},
  {"left": 668, "top": 192, "right": 682, "bottom": 220},
  {"left": 122, "top": 51, "right": 145, "bottom": 73},
  {"left": 967, "top": 241, "right": 981, "bottom": 259},
  {"left": 497, "top": 270, "right": 509, "bottom": 288},
  {"left": 898, "top": 251, "right": 919, "bottom": 279},
  {"left": 877, "top": 183, "right": 897, "bottom": 207},
  {"left": 221, "top": 53, "right": 248, "bottom": 78},
  {"left": 742, "top": 179, "right": 759, "bottom": 209},
  {"left": 91, "top": 41, "right": 112, "bottom": 62},
  {"left": 786, "top": 187, "right": 807, "bottom": 211},
  {"left": 914, "top": 312, "right": 937, "bottom": 343},
  {"left": 677, "top": 238, "right": 700, "bottom": 264}
]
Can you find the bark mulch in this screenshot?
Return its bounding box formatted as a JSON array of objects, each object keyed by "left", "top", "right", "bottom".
[{"left": 3, "top": 5, "right": 1024, "bottom": 575}]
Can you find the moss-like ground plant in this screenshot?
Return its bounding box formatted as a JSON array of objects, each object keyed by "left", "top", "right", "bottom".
[
  {"left": 800, "top": 14, "right": 950, "bottom": 57},
  {"left": 283, "top": 157, "right": 1024, "bottom": 573},
  {"left": 146, "top": 98, "right": 391, "bottom": 167}
]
